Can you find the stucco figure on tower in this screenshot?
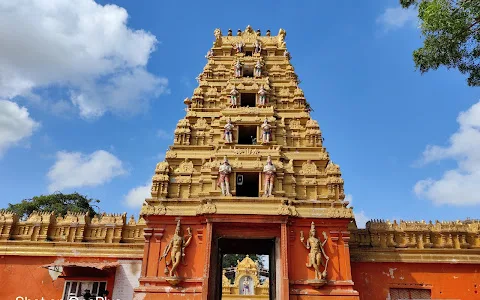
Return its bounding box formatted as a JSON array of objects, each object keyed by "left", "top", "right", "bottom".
[
  {"left": 254, "top": 60, "right": 263, "bottom": 77},
  {"left": 300, "top": 222, "right": 330, "bottom": 285},
  {"left": 257, "top": 86, "right": 267, "bottom": 106},
  {"left": 205, "top": 49, "right": 213, "bottom": 59},
  {"left": 234, "top": 41, "right": 245, "bottom": 53},
  {"left": 261, "top": 118, "right": 272, "bottom": 144},
  {"left": 253, "top": 40, "right": 262, "bottom": 54},
  {"left": 160, "top": 220, "right": 193, "bottom": 281},
  {"left": 224, "top": 118, "right": 234, "bottom": 144},
  {"left": 234, "top": 60, "right": 243, "bottom": 78},
  {"left": 218, "top": 156, "right": 232, "bottom": 196},
  {"left": 230, "top": 86, "right": 239, "bottom": 106},
  {"left": 263, "top": 155, "right": 276, "bottom": 197}
]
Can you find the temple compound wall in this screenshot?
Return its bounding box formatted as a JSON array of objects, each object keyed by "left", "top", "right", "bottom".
[
  {"left": 349, "top": 219, "right": 480, "bottom": 300},
  {"left": 0, "top": 26, "right": 479, "bottom": 300},
  {"left": 0, "top": 211, "right": 144, "bottom": 300}
]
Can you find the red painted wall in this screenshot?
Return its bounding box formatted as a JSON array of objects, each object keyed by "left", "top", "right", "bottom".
[
  {"left": 351, "top": 262, "right": 480, "bottom": 300},
  {"left": 0, "top": 256, "right": 118, "bottom": 300}
]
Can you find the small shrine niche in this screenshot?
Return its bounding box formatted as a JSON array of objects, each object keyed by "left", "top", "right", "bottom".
[{"left": 222, "top": 255, "right": 269, "bottom": 298}]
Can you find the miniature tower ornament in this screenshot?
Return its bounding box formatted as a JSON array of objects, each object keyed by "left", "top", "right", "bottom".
[
  {"left": 160, "top": 220, "right": 193, "bottom": 285},
  {"left": 218, "top": 156, "right": 232, "bottom": 196},
  {"left": 263, "top": 155, "right": 276, "bottom": 197},
  {"left": 300, "top": 222, "right": 330, "bottom": 287}
]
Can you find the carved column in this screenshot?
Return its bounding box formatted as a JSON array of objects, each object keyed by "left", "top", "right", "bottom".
[
  {"left": 141, "top": 228, "right": 153, "bottom": 277},
  {"left": 341, "top": 231, "right": 353, "bottom": 281},
  {"left": 281, "top": 222, "right": 289, "bottom": 298},
  {"left": 329, "top": 230, "right": 340, "bottom": 281},
  {"left": 277, "top": 172, "right": 284, "bottom": 196},
  {"left": 153, "top": 228, "right": 165, "bottom": 277},
  {"left": 202, "top": 221, "right": 213, "bottom": 300}
]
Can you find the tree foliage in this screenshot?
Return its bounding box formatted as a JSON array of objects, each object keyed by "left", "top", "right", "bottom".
[
  {"left": 401, "top": 0, "right": 480, "bottom": 86},
  {"left": 222, "top": 254, "right": 265, "bottom": 269},
  {"left": 7, "top": 192, "right": 100, "bottom": 219}
]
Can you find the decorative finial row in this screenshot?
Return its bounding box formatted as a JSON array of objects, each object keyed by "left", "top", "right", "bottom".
[{"left": 215, "top": 26, "right": 284, "bottom": 37}]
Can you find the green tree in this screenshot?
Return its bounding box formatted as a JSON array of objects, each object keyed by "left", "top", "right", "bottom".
[
  {"left": 400, "top": 0, "right": 480, "bottom": 86},
  {"left": 6, "top": 192, "right": 100, "bottom": 219},
  {"left": 222, "top": 254, "right": 265, "bottom": 269}
]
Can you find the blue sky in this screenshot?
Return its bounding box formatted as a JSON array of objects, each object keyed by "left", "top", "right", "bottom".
[{"left": 1, "top": 0, "right": 479, "bottom": 226}]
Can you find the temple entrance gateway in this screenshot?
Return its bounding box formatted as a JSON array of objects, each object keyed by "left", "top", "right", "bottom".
[{"left": 134, "top": 26, "right": 359, "bottom": 300}]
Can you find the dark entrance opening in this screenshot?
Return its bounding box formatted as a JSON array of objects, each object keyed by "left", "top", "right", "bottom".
[
  {"left": 215, "top": 238, "right": 276, "bottom": 300},
  {"left": 240, "top": 93, "right": 256, "bottom": 107},
  {"left": 243, "top": 68, "right": 253, "bottom": 77},
  {"left": 238, "top": 125, "right": 257, "bottom": 145},
  {"left": 245, "top": 50, "right": 253, "bottom": 57},
  {"left": 236, "top": 173, "right": 258, "bottom": 197}
]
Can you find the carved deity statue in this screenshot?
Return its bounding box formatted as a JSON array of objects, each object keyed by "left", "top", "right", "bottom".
[
  {"left": 205, "top": 49, "right": 213, "bottom": 59},
  {"left": 283, "top": 50, "right": 291, "bottom": 60},
  {"left": 218, "top": 156, "right": 232, "bottom": 196},
  {"left": 300, "top": 222, "right": 329, "bottom": 280},
  {"left": 234, "top": 41, "right": 245, "bottom": 53},
  {"left": 253, "top": 40, "right": 262, "bottom": 54},
  {"left": 160, "top": 220, "right": 193, "bottom": 278},
  {"left": 261, "top": 119, "right": 272, "bottom": 144},
  {"left": 278, "top": 28, "right": 287, "bottom": 47},
  {"left": 224, "top": 118, "right": 234, "bottom": 144},
  {"left": 254, "top": 60, "right": 262, "bottom": 77},
  {"left": 241, "top": 276, "right": 252, "bottom": 295},
  {"left": 230, "top": 86, "right": 239, "bottom": 106},
  {"left": 234, "top": 60, "right": 243, "bottom": 77},
  {"left": 263, "top": 155, "right": 276, "bottom": 197},
  {"left": 214, "top": 28, "right": 222, "bottom": 40},
  {"left": 257, "top": 86, "right": 267, "bottom": 106}
]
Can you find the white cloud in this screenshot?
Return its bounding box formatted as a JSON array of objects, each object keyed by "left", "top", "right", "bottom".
[
  {"left": 47, "top": 150, "right": 126, "bottom": 192},
  {"left": 377, "top": 6, "right": 417, "bottom": 31},
  {"left": 0, "top": 100, "right": 40, "bottom": 156},
  {"left": 156, "top": 129, "right": 172, "bottom": 139},
  {"left": 345, "top": 194, "right": 370, "bottom": 228},
  {"left": 355, "top": 211, "right": 370, "bottom": 229},
  {"left": 124, "top": 181, "right": 151, "bottom": 208},
  {"left": 345, "top": 194, "right": 353, "bottom": 207},
  {"left": 414, "top": 101, "right": 480, "bottom": 205},
  {"left": 0, "top": 0, "right": 167, "bottom": 118}
]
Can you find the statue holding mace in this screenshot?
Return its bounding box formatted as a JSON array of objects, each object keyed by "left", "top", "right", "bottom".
[
  {"left": 300, "top": 222, "right": 329, "bottom": 283},
  {"left": 160, "top": 220, "right": 193, "bottom": 279}
]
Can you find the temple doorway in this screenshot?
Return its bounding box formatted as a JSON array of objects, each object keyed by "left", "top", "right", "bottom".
[
  {"left": 236, "top": 173, "right": 259, "bottom": 197},
  {"left": 214, "top": 238, "right": 275, "bottom": 300}
]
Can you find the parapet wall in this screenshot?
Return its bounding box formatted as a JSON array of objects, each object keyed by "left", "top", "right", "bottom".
[
  {"left": 349, "top": 219, "right": 480, "bottom": 264},
  {"left": 0, "top": 210, "right": 145, "bottom": 244}
]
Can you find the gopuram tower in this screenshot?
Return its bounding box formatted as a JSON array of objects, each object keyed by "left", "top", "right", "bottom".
[{"left": 134, "top": 26, "right": 359, "bottom": 300}]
